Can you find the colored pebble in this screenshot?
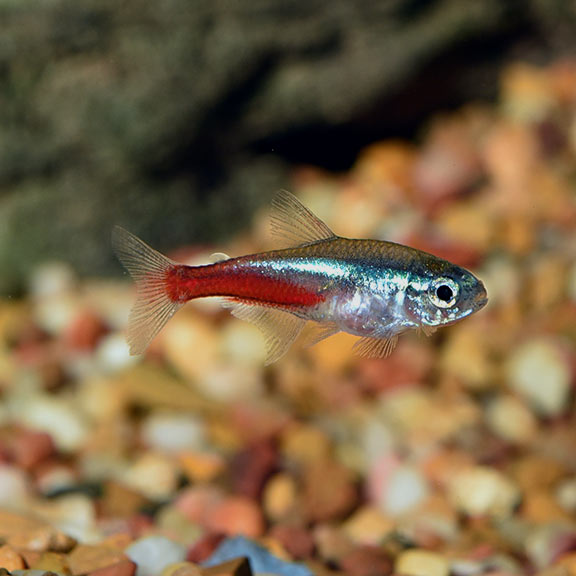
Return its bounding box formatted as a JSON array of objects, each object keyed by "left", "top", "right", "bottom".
[
  {"left": 395, "top": 549, "right": 450, "bottom": 576},
  {"left": 207, "top": 496, "right": 265, "bottom": 538},
  {"left": 448, "top": 466, "right": 521, "bottom": 518},
  {"left": 0, "top": 544, "right": 26, "bottom": 570},
  {"left": 507, "top": 338, "right": 571, "bottom": 416},
  {"left": 125, "top": 536, "right": 187, "bottom": 576}
]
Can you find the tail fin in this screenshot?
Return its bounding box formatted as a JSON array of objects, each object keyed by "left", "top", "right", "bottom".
[{"left": 112, "top": 226, "right": 183, "bottom": 355}]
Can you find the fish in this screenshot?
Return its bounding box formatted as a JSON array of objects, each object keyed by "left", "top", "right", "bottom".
[{"left": 112, "top": 190, "right": 488, "bottom": 364}]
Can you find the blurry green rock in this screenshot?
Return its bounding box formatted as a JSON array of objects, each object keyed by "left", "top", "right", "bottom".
[{"left": 0, "top": 0, "right": 574, "bottom": 293}]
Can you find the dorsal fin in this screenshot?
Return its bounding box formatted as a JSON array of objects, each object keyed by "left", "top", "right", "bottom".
[{"left": 270, "top": 190, "right": 336, "bottom": 248}]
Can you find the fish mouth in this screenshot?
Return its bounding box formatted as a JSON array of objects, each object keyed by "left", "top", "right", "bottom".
[{"left": 473, "top": 295, "right": 488, "bottom": 311}]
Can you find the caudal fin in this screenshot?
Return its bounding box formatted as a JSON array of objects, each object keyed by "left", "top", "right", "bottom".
[{"left": 112, "top": 226, "right": 183, "bottom": 355}]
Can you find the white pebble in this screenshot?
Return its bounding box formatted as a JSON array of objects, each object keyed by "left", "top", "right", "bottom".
[
  {"left": 35, "top": 494, "right": 99, "bottom": 543},
  {"left": 196, "top": 364, "right": 264, "bottom": 402},
  {"left": 126, "top": 535, "right": 186, "bottom": 576},
  {"left": 96, "top": 333, "right": 138, "bottom": 372},
  {"left": 381, "top": 465, "right": 429, "bottom": 517},
  {"left": 507, "top": 338, "right": 571, "bottom": 416},
  {"left": 28, "top": 262, "right": 76, "bottom": 299},
  {"left": 16, "top": 395, "right": 89, "bottom": 453},
  {"left": 141, "top": 412, "right": 205, "bottom": 453},
  {"left": 556, "top": 477, "right": 576, "bottom": 513}
]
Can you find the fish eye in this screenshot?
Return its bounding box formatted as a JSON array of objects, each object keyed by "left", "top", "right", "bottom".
[{"left": 429, "top": 277, "right": 459, "bottom": 308}]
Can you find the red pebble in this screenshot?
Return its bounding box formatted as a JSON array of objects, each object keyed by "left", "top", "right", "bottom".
[
  {"left": 187, "top": 533, "right": 225, "bottom": 564},
  {"left": 230, "top": 441, "right": 278, "bottom": 499},
  {"left": 269, "top": 523, "right": 315, "bottom": 560},
  {"left": 63, "top": 310, "right": 108, "bottom": 352},
  {"left": 339, "top": 545, "right": 394, "bottom": 576},
  {"left": 88, "top": 559, "right": 137, "bottom": 576},
  {"left": 207, "top": 496, "right": 265, "bottom": 538},
  {"left": 175, "top": 486, "right": 223, "bottom": 525},
  {"left": 10, "top": 429, "right": 55, "bottom": 470}
]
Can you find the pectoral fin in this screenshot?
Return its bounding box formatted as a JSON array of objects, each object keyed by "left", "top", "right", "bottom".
[{"left": 352, "top": 335, "right": 398, "bottom": 358}]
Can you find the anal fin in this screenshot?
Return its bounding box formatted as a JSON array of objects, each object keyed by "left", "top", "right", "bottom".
[{"left": 224, "top": 300, "right": 306, "bottom": 365}]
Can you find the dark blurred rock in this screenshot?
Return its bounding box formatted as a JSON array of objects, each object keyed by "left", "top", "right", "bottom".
[{"left": 1, "top": 0, "right": 575, "bottom": 293}]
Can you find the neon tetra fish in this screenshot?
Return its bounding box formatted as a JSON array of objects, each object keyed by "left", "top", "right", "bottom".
[{"left": 113, "top": 191, "right": 488, "bottom": 364}]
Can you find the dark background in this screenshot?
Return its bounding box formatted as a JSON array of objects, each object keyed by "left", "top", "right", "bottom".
[{"left": 1, "top": 0, "right": 574, "bottom": 293}]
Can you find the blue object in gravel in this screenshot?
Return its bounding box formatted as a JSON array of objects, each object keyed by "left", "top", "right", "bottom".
[{"left": 203, "top": 536, "right": 314, "bottom": 576}]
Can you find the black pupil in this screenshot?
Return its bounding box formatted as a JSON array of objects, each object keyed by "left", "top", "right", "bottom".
[{"left": 436, "top": 284, "right": 454, "bottom": 302}]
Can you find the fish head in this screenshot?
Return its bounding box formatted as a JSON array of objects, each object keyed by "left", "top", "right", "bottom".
[{"left": 405, "top": 261, "right": 488, "bottom": 328}]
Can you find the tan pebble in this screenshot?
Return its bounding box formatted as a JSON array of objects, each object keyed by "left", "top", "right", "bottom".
[
  {"left": 161, "top": 562, "right": 203, "bottom": 576},
  {"left": 101, "top": 481, "right": 148, "bottom": 518},
  {"left": 529, "top": 255, "right": 568, "bottom": 312},
  {"left": 121, "top": 452, "right": 179, "bottom": 500},
  {"left": 449, "top": 466, "right": 521, "bottom": 518},
  {"left": 281, "top": 424, "right": 332, "bottom": 465},
  {"left": 342, "top": 506, "right": 394, "bottom": 546},
  {"left": 179, "top": 452, "right": 225, "bottom": 484},
  {"left": 383, "top": 387, "right": 480, "bottom": 444},
  {"left": 79, "top": 376, "right": 128, "bottom": 422},
  {"left": 303, "top": 458, "right": 358, "bottom": 523},
  {"left": 0, "top": 544, "right": 26, "bottom": 570},
  {"left": 556, "top": 553, "right": 576, "bottom": 576},
  {"left": 507, "top": 338, "right": 571, "bottom": 417},
  {"left": 499, "top": 213, "right": 535, "bottom": 256},
  {"left": 331, "top": 189, "right": 385, "bottom": 239},
  {"left": 512, "top": 455, "right": 567, "bottom": 492},
  {"left": 162, "top": 309, "right": 220, "bottom": 381},
  {"left": 88, "top": 559, "right": 137, "bottom": 576},
  {"left": 353, "top": 141, "right": 415, "bottom": 191},
  {"left": 219, "top": 320, "right": 267, "bottom": 367},
  {"left": 157, "top": 506, "right": 203, "bottom": 546},
  {"left": 501, "top": 62, "right": 553, "bottom": 123},
  {"left": 207, "top": 496, "right": 264, "bottom": 538},
  {"left": 99, "top": 532, "right": 133, "bottom": 551},
  {"left": 482, "top": 122, "right": 538, "bottom": 206},
  {"left": 314, "top": 524, "right": 354, "bottom": 563},
  {"left": 118, "top": 365, "right": 214, "bottom": 413},
  {"left": 436, "top": 198, "right": 494, "bottom": 253},
  {"left": 395, "top": 549, "right": 450, "bottom": 576},
  {"left": 486, "top": 394, "right": 537, "bottom": 444},
  {"left": 0, "top": 508, "right": 59, "bottom": 551},
  {"left": 263, "top": 473, "right": 298, "bottom": 521},
  {"left": 68, "top": 544, "right": 129, "bottom": 575},
  {"left": 440, "top": 323, "right": 494, "bottom": 390},
  {"left": 30, "top": 551, "right": 72, "bottom": 574},
  {"left": 522, "top": 490, "right": 573, "bottom": 524}
]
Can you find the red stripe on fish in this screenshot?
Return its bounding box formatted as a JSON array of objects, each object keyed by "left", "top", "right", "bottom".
[{"left": 166, "top": 262, "right": 325, "bottom": 308}]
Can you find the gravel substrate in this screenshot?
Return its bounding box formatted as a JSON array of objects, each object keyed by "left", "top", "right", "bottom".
[{"left": 0, "top": 61, "right": 575, "bottom": 576}]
